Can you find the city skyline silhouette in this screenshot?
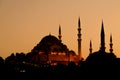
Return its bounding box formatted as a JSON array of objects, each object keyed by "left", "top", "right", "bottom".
[
  {"left": 1, "top": 1, "right": 120, "bottom": 79},
  {"left": 1, "top": 0, "right": 120, "bottom": 59},
  {"left": 0, "top": 21, "right": 119, "bottom": 79}
]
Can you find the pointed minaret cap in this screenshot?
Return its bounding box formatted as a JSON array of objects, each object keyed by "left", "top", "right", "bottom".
[
  {"left": 58, "top": 24, "right": 62, "bottom": 42},
  {"left": 110, "top": 34, "right": 112, "bottom": 42},
  {"left": 89, "top": 40, "right": 92, "bottom": 54},
  {"left": 59, "top": 24, "right": 61, "bottom": 34},
  {"left": 101, "top": 20, "right": 105, "bottom": 35},
  {"left": 109, "top": 34, "right": 113, "bottom": 53},
  {"left": 100, "top": 20, "right": 105, "bottom": 52},
  {"left": 78, "top": 17, "right": 81, "bottom": 27}
]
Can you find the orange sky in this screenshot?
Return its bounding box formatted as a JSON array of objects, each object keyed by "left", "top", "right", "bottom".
[{"left": 0, "top": 0, "right": 120, "bottom": 59}]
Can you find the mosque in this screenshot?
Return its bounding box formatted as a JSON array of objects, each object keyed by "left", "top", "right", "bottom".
[
  {"left": 27, "top": 18, "right": 82, "bottom": 66},
  {"left": 27, "top": 18, "right": 116, "bottom": 66},
  {"left": 86, "top": 21, "right": 116, "bottom": 65}
]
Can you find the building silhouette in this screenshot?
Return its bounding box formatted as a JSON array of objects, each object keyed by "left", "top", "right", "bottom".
[
  {"left": 27, "top": 19, "right": 82, "bottom": 65},
  {"left": 3, "top": 18, "right": 120, "bottom": 80},
  {"left": 86, "top": 20, "right": 116, "bottom": 65},
  {"left": 25, "top": 18, "right": 117, "bottom": 67}
]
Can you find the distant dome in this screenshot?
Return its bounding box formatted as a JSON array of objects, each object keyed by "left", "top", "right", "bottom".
[{"left": 86, "top": 51, "right": 116, "bottom": 64}]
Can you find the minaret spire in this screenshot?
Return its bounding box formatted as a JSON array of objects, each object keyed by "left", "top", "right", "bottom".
[
  {"left": 89, "top": 40, "right": 92, "bottom": 54},
  {"left": 58, "top": 24, "right": 62, "bottom": 42},
  {"left": 100, "top": 20, "right": 105, "bottom": 52},
  {"left": 78, "top": 17, "right": 82, "bottom": 60},
  {"left": 109, "top": 34, "right": 113, "bottom": 53}
]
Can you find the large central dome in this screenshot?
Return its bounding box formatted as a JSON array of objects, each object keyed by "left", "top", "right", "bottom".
[
  {"left": 32, "top": 34, "right": 68, "bottom": 54},
  {"left": 40, "top": 34, "right": 60, "bottom": 45}
]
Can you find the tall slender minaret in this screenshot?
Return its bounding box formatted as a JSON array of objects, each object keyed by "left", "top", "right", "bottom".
[
  {"left": 89, "top": 40, "right": 92, "bottom": 54},
  {"left": 109, "top": 34, "right": 113, "bottom": 53},
  {"left": 100, "top": 21, "right": 105, "bottom": 52},
  {"left": 78, "top": 17, "right": 82, "bottom": 60},
  {"left": 58, "top": 25, "right": 62, "bottom": 42}
]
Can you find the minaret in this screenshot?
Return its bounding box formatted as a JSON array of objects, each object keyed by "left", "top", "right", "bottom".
[
  {"left": 100, "top": 21, "right": 105, "bottom": 52},
  {"left": 78, "top": 17, "right": 82, "bottom": 60},
  {"left": 89, "top": 40, "right": 92, "bottom": 54},
  {"left": 109, "top": 34, "right": 113, "bottom": 53},
  {"left": 58, "top": 25, "right": 62, "bottom": 42}
]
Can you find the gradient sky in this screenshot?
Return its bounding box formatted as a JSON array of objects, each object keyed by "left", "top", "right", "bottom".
[{"left": 0, "top": 0, "right": 120, "bottom": 59}]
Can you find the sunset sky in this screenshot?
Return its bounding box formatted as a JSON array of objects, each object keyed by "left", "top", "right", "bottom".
[{"left": 0, "top": 0, "right": 120, "bottom": 59}]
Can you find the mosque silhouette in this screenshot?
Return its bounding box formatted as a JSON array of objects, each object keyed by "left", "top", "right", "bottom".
[
  {"left": 1, "top": 17, "right": 120, "bottom": 79},
  {"left": 25, "top": 18, "right": 117, "bottom": 66}
]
